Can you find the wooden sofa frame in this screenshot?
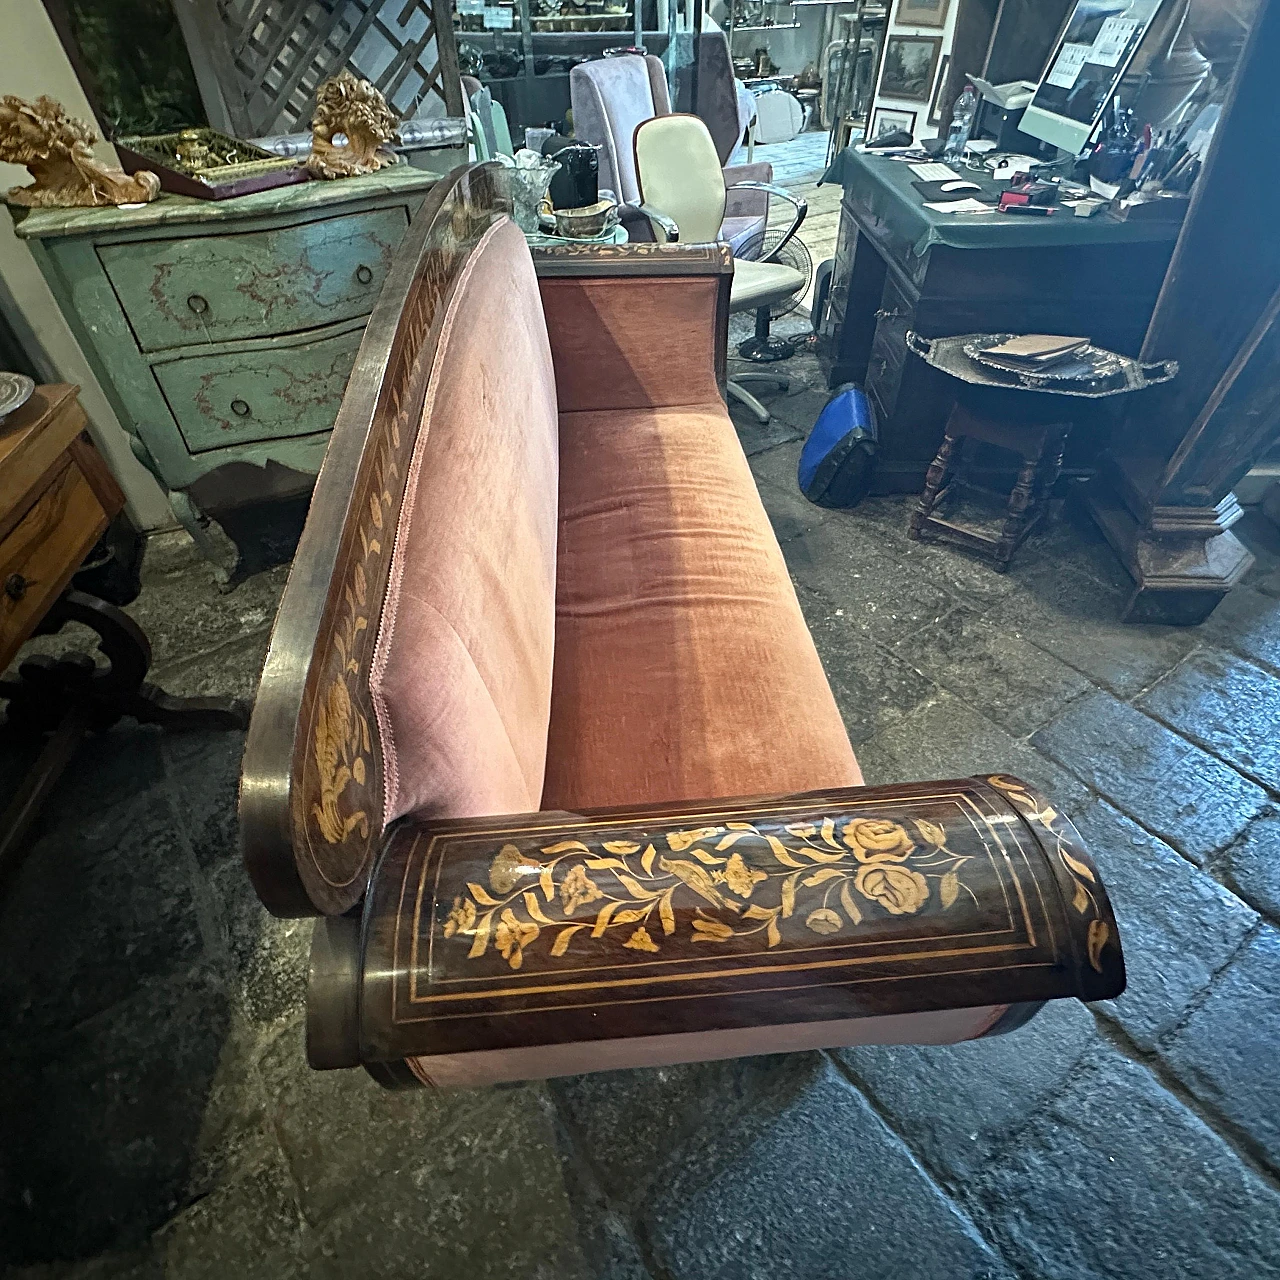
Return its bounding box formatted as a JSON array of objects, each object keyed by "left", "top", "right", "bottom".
[{"left": 240, "top": 163, "right": 1124, "bottom": 1087}]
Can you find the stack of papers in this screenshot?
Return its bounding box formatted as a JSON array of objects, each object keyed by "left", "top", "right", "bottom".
[
  {"left": 979, "top": 335, "right": 1091, "bottom": 370},
  {"left": 923, "top": 197, "right": 996, "bottom": 214}
]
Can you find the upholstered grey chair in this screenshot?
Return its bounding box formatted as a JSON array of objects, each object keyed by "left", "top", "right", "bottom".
[{"left": 569, "top": 51, "right": 770, "bottom": 255}]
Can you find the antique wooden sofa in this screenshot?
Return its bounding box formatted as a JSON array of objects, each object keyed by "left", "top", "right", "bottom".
[{"left": 240, "top": 164, "right": 1124, "bottom": 1089}]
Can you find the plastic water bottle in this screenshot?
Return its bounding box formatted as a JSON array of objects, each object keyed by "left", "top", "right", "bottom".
[{"left": 944, "top": 84, "right": 978, "bottom": 161}]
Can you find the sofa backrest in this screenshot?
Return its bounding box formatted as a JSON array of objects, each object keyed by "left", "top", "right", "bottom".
[
  {"left": 370, "top": 216, "right": 558, "bottom": 826},
  {"left": 240, "top": 163, "right": 547, "bottom": 918}
]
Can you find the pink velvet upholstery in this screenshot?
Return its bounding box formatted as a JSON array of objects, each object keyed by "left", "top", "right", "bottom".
[
  {"left": 542, "top": 403, "right": 863, "bottom": 810},
  {"left": 370, "top": 218, "right": 560, "bottom": 823}
]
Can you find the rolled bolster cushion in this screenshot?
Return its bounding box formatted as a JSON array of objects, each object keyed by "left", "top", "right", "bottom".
[{"left": 308, "top": 774, "right": 1124, "bottom": 1087}]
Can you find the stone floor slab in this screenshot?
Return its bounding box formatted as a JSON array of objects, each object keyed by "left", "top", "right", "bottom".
[
  {"left": 1071, "top": 799, "right": 1258, "bottom": 1050},
  {"left": 893, "top": 605, "right": 1094, "bottom": 738},
  {"left": 0, "top": 784, "right": 206, "bottom": 1039},
  {"left": 1033, "top": 689, "right": 1268, "bottom": 863},
  {"left": 783, "top": 520, "right": 958, "bottom": 648},
  {"left": 152, "top": 1156, "right": 310, "bottom": 1280},
  {"left": 973, "top": 1044, "right": 1280, "bottom": 1280},
  {"left": 1222, "top": 808, "right": 1280, "bottom": 923},
  {"left": 1161, "top": 925, "right": 1280, "bottom": 1172},
  {"left": 1202, "top": 585, "right": 1280, "bottom": 673},
  {"left": 643, "top": 1060, "right": 1005, "bottom": 1280},
  {"left": 551, "top": 1052, "right": 826, "bottom": 1212},
  {"left": 1139, "top": 649, "right": 1280, "bottom": 791},
  {"left": 306, "top": 1085, "right": 639, "bottom": 1280},
  {"left": 849, "top": 685, "right": 1094, "bottom": 817},
  {"left": 796, "top": 588, "right": 940, "bottom": 750},
  {"left": 0, "top": 966, "right": 269, "bottom": 1266},
  {"left": 838, "top": 998, "right": 1101, "bottom": 1185},
  {"left": 1006, "top": 564, "right": 1197, "bottom": 700}
]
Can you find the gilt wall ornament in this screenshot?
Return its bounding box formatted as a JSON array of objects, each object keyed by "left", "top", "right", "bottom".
[
  {"left": 0, "top": 95, "right": 160, "bottom": 208},
  {"left": 306, "top": 71, "right": 399, "bottom": 180}
]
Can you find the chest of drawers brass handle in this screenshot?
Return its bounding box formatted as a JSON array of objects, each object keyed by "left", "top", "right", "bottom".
[
  {"left": 230, "top": 399, "right": 252, "bottom": 417},
  {"left": 355, "top": 264, "right": 374, "bottom": 284},
  {"left": 187, "top": 294, "right": 210, "bottom": 315}
]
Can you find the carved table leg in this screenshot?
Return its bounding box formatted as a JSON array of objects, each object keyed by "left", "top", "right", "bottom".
[
  {"left": 909, "top": 422, "right": 959, "bottom": 541},
  {"left": 993, "top": 433, "right": 1056, "bottom": 571},
  {"left": 0, "top": 590, "right": 250, "bottom": 890}
]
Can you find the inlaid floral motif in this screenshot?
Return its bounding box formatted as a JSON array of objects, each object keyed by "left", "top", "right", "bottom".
[
  {"left": 439, "top": 814, "right": 979, "bottom": 971},
  {"left": 986, "top": 774, "right": 1110, "bottom": 973}
]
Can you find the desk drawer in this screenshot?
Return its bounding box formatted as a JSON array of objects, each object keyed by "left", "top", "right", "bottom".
[
  {"left": 152, "top": 325, "right": 363, "bottom": 453},
  {"left": 0, "top": 462, "right": 108, "bottom": 668},
  {"left": 98, "top": 206, "right": 409, "bottom": 352}
]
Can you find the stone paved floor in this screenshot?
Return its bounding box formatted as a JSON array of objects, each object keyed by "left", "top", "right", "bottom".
[{"left": 5, "top": 341, "right": 1280, "bottom": 1275}]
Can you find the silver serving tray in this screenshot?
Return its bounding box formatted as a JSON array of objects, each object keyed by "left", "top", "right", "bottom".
[{"left": 0, "top": 372, "right": 35, "bottom": 423}]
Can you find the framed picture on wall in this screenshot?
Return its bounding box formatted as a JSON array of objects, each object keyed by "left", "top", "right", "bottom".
[
  {"left": 894, "top": 0, "right": 952, "bottom": 29},
  {"left": 928, "top": 53, "right": 952, "bottom": 125},
  {"left": 870, "top": 107, "right": 918, "bottom": 141},
  {"left": 879, "top": 35, "right": 944, "bottom": 103}
]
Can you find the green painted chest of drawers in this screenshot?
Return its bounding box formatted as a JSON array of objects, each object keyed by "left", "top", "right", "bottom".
[{"left": 11, "top": 165, "right": 440, "bottom": 579}]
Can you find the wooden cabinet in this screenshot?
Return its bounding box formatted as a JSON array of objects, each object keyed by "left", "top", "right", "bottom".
[
  {"left": 0, "top": 385, "right": 123, "bottom": 671},
  {"left": 11, "top": 166, "right": 439, "bottom": 579}
]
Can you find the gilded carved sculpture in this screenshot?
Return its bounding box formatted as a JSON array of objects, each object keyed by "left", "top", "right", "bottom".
[
  {"left": 306, "top": 71, "right": 399, "bottom": 180},
  {"left": 0, "top": 95, "right": 160, "bottom": 208}
]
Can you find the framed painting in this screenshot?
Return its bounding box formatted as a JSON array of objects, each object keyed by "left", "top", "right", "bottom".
[
  {"left": 894, "top": 0, "right": 952, "bottom": 29},
  {"left": 879, "top": 35, "right": 944, "bottom": 103},
  {"left": 870, "top": 106, "right": 918, "bottom": 141}
]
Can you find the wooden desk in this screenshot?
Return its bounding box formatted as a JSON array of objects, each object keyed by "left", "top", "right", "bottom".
[{"left": 818, "top": 150, "right": 1180, "bottom": 492}]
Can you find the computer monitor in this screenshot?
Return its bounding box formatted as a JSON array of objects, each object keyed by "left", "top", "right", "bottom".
[{"left": 1019, "top": 0, "right": 1166, "bottom": 155}]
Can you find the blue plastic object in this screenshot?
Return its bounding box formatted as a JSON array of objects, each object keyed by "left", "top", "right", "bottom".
[{"left": 797, "top": 383, "right": 879, "bottom": 508}]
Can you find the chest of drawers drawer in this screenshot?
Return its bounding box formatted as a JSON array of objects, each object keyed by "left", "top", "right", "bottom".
[
  {"left": 151, "top": 324, "right": 365, "bottom": 453},
  {"left": 97, "top": 205, "right": 410, "bottom": 352}
]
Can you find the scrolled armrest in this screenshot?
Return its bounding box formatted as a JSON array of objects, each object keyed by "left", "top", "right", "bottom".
[{"left": 308, "top": 775, "right": 1123, "bottom": 1087}]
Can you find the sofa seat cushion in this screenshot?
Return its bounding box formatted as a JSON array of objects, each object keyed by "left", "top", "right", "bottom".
[
  {"left": 542, "top": 402, "right": 861, "bottom": 811},
  {"left": 370, "top": 217, "right": 560, "bottom": 824}
]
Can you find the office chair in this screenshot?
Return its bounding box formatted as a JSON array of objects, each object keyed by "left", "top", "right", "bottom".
[{"left": 633, "top": 113, "right": 808, "bottom": 423}]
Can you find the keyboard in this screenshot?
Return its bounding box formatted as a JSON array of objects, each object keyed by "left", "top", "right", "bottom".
[{"left": 909, "top": 162, "right": 960, "bottom": 181}]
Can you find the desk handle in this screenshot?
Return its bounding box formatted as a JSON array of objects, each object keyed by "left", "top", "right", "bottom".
[
  {"left": 355, "top": 264, "right": 374, "bottom": 285},
  {"left": 875, "top": 307, "right": 905, "bottom": 321},
  {"left": 187, "top": 294, "right": 210, "bottom": 315}
]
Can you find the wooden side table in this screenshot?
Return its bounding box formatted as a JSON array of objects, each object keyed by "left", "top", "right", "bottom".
[{"left": 0, "top": 385, "right": 247, "bottom": 889}]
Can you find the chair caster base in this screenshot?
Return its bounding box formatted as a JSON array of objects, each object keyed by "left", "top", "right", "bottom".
[{"left": 738, "top": 333, "right": 796, "bottom": 363}]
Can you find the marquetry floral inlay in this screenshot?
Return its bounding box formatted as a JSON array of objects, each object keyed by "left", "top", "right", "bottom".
[
  {"left": 310, "top": 409, "right": 402, "bottom": 846},
  {"left": 440, "top": 814, "right": 980, "bottom": 970},
  {"left": 986, "top": 774, "right": 1110, "bottom": 973}
]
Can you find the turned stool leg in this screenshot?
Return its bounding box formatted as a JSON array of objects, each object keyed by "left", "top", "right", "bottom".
[
  {"left": 910, "top": 421, "right": 960, "bottom": 541},
  {"left": 994, "top": 433, "right": 1057, "bottom": 571}
]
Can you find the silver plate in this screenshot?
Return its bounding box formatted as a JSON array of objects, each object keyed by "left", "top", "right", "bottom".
[{"left": 0, "top": 372, "right": 35, "bottom": 423}]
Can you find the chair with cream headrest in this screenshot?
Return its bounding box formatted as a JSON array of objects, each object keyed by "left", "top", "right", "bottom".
[
  {"left": 634, "top": 112, "right": 808, "bottom": 423},
  {"left": 570, "top": 52, "right": 772, "bottom": 255}
]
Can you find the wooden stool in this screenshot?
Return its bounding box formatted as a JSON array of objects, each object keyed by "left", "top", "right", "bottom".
[{"left": 908, "top": 402, "right": 1070, "bottom": 572}]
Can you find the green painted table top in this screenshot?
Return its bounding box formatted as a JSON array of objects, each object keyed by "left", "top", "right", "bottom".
[{"left": 10, "top": 161, "right": 444, "bottom": 241}]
